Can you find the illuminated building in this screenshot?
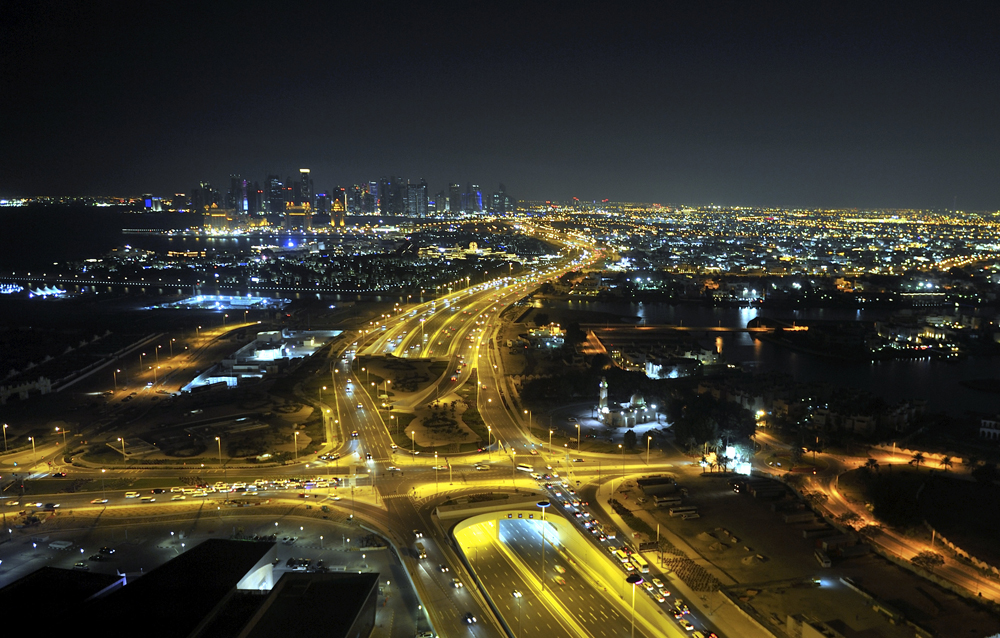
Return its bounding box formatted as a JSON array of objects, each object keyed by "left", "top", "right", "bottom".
[
  {"left": 283, "top": 204, "right": 312, "bottom": 230},
  {"left": 298, "top": 168, "right": 312, "bottom": 208}
]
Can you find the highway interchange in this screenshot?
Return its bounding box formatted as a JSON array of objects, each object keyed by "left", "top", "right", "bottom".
[{"left": 1, "top": 223, "right": 994, "bottom": 637}]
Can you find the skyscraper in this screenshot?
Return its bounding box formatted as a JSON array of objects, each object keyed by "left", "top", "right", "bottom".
[
  {"left": 449, "top": 183, "right": 461, "bottom": 216},
  {"left": 406, "top": 179, "right": 428, "bottom": 218},
  {"left": 299, "top": 169, "right": 313, "bottom": 209},
  {"left": 266, "top": 175, "right": 285, "bottom": 213}
]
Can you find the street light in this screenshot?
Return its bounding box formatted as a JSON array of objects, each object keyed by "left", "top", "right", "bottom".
[
  {"left": 56, "top": 426, "right": 66, "bottom": 447},
  {"left": 118, "top": 437, "right": 126, "bottom": 464},
  {"left": 627, "top": 574, "right": 643, "bottom": 638},
  {"left": 215, "top": 436, "right": 222, "bottom": 466},
  {"left": 113, "top": 368, "right": 120, "bottom": 393},
  {"left": 294, "top": 431, "right": 300, "bottom": 462},
  {"left": 435, "top": 451, "right": 439, "bottom": 493},
  {"left": 487, "top": 426, "right": 492, "bottom": 460},
  {"left": 523, "top": 409, "right": 532, "bottom": 433},
  {"left": 169, "top": 338, "right": 176, "bottom": 357},
  {"left": 646, "top": 435, "right": 652, "bottom": 465},
  {"left": 2, "top": 423, "right": 8, "bottom": 452},
  {"left": 619, "top": 443, "right": 625, "bottom": 481},
  {"left": 28, "top": 436, "right": 36, "bottom": 465},
  {"left": 223, "top": 313, "right": 229, "bottom": 327},
  {"left": 537, "top": 501, "right": 551, "bottom": 593},
  {"left": 320, "top": 386, "right": 326, "bottom": 401},
  {"left": 548, "top": 429, "right": 553, "bottom": 455},
  {"left": 576, "top": 423, "right": 581, "bottom": 451}
]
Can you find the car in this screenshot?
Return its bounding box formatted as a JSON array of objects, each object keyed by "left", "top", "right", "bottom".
[
  {"left": 124, "top": 491, "right": 140, "bottom": 498},
  {"left": 387, "top": 465, "right": 400, "bottom": 471},
  {"left": 554, "top": 565, "right": 566, "bottom": 574},
  {"left": 553, "top": 576, "right": 566, "bottom": 585},
  {"left": 51, "top": 472, "right": 67, "bottom": 477},
  {"left": 351, "top": 431, "right": 359, "bottom": 438},
  {"left": 99, "top": 546, "right": 116, "bottom": 554},
  {"left": 431, "top": 465, "right": 448, "bottom": 471},
  {"left": 463, "top": 612, "right": 477, "bottom": 624},
  {"left": 417, "top": 633, "right": 435, "bottom": 638},
  {"left": 452, "top": 578, "right": 463, "bottom": 588},
  {"left": 365, "top": 453, "right": 372, "bottom": 460},
  {"left": 356, "top": 403, "right": 363, "bottom": 409},
  {"left": 88, "top": 554, "right": 108, "bottom": 561},
  {"left": 73, "top": 562, "right": 89, "bottom": 571},
  {"left": 439, "top": 564, "right": 450, "bottom": 573},
  {"left": 567, "top": 417, "right": 577, "bottom": 423},
  {"left": 529, "top": 449, "right": 538, "bottom": 455},
  {"left": 674, "top": 599, "right": 689, "bottom": 614},
  {"left": 655, "top": 592, "right": 667, "bottom": 603},
  {"left": 140, "top": 496, "right": 156, "bottom": 503},
  {"left": 43, "top": 503, "right": 59, "bottom": 509},
  {"left": 652, "top": 577, "right": 666, "bottom": 589},
  {"left": 171, "top": 494, "right": 186, "bottom": 501},
  {"left": 413, "top": 529, "right": 423, "bottom": 538},
  {"left": 151, "top": 488, "right": 165, "bottom": 494},
  {"left": 390, "top": 444, "right": 398, "bottom": 449},
  {"left": 90, "top": 498, "right": 108, "bottom": 504},
  {"left": 474, "top": 464, "right": 489, "bottom": 471},
  {"left": 512, "top": 589, "right": 523, "bottom": 598},
  {"left": 642, "top": 581, "right": 655, "bottom": 592},
  {"left": 678, "top": 619, "right": 694, "bottom": 631},
  {"left": 572, "top": 458, "right": 584, "bottom": 463}
]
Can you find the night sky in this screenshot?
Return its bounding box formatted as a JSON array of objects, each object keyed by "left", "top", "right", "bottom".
[{"left": 3, "top": 2, "right": 999, "bottom": 209}]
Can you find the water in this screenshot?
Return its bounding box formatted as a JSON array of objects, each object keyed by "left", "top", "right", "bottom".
[{"left": 532, "top": 299, "right": 999, "bottom": 417}]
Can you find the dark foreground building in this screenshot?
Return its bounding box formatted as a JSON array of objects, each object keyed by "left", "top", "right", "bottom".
[{"left": 1, "top": 538, "right": 379, "bottom": 638}]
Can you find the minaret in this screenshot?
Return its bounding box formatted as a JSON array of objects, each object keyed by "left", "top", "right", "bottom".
[{"left": 599, "top": 376, "right": 608, "bottom": 412}]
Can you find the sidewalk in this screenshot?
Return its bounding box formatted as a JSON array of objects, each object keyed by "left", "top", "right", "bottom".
[{"left": 592, "top": 476, "right": 777, "bottom": 638}]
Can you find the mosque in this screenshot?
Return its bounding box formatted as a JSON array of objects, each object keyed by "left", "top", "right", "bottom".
[{"left": 597, "top": 376, "right": 656, "bottom": 428}]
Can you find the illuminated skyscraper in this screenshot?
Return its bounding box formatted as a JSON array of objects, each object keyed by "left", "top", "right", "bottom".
[
  {"left": 299, "top": 169, "right": 313, "bottom": 208},
  {"left": 406, "top": 179, "right": 428, "bottom": 218},
  {"left": 449, "top": 183, "right": 461, "bottom": 216},
  {"left": 266, "top": 175, "right": 284, "bottom": 213}
]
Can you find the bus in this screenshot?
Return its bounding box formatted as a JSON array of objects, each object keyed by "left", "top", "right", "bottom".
[
  {"left": 669, "top": 506, "right": 698, "bottom": 517},
  {"left": 516, "top": 463, "right": 533, "bottom": 472},
  {"left": 631, "top": 554, "right": 649, "bottom": 573}
]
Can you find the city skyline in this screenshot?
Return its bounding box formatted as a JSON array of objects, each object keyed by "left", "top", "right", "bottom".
[{"left": 3, "top": 3, "right": 1000, "bottom": 209}]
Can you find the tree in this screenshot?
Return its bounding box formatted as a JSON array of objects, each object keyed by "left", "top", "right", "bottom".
[
  {"left": 939, "top": 456, "right": 953, "bottom": 471},
  {"left": 864, "top": 458, "right": 880, "bottom": 473},
  {"left": 911, "top": 550, "right": 945, "bottom": 573},
  {"left": 909, "top": 452, "right": 925, "bottom": 468},
  {"left": 623, "top": 429, "right": 637, "bottom": 451}
]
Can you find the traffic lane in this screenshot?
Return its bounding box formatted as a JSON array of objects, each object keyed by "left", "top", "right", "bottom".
[
  {"left": 467, "top": 533, "right": 575, "bottom": 638},
  {"left": 501, "top": 519, "right": 655, "bottom": 638}
]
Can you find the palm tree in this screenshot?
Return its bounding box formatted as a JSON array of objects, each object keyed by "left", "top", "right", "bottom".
[
  {"left": 939, "top": 456, "right": 953, "bottom": 471},
  {"left": 910, "top": 452, "right": 925, "bottom": 468},
  {"left": 864, "top": 458, "right": 879, "bottom": 473}
]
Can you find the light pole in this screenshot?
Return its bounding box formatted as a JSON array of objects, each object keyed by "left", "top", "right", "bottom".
[
  {"left": 196, "top": 325, "right": 201, "bottom": 338},
  {"left": 512, "top": 590, "right": 523, "bottom": 638},
  {"left": 101, "top": 468, "right": 106, "bottom": 501},
  {"left": 320, "top": 386, "right": 326, "bottom": 401},
  {"left": 435, "top": 452, "right": 439, "bottom": 494},
  {"left": 576, "top": 423, "right": 581, "bottom": 451},
  {"left": 113, "top": 368, "right": 120, "bottom": 393},
  {"left": 29, "top": 436, "right": 36, "bottom": 466},
  {"left": 537, "top": 501, "right": 550, "bottom": 593},
  {"left": 155, "top": 345, "right": 160, "bottom": 365},
  {"left": 646, "top": 435, "right": 652, "bottom": 465},
  {"left": 169, "top": 338, "right": 176, "bottom": 357},
  {"left": 2, "top": 423, "right": 8, "bottom": 452},
  {"left": 215, "top": 436, "right": 222, "bottom": 466},
  {"left": 294, "top": 431, "right": 299, "bottom": 462},
  {"left": 56, "top": 426, "right": 66, "bottom": 447},
  {"left": 548, "top": 429, "right": 553, "bottom": 455},
  {"left": 619, "top": 443, "right": 625, "bottom": 481},
  {"left": 223, "top": 313, "right": 229, "bottom": 328},
  {"left": 118, "top": 437, "right": 126, "bottom": 464},
  {"left": 523, "top": 409, "right": 532, "bottom": 434},
  {"left": 511, "top": 449, "right": 516, "bottom": 484},
  {"left": 139, "top": 351, "right": 145, "bottom": 372},
  {"left": 487, "top": 426, "right": 492, "bottom": 460},
  {"left": 627, "top": 574, "right": 643, "bottom": 638}
]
